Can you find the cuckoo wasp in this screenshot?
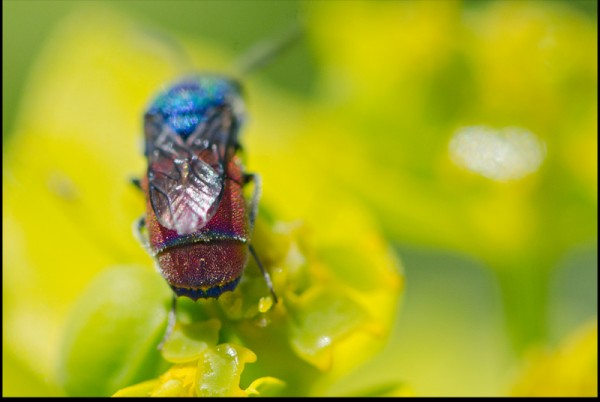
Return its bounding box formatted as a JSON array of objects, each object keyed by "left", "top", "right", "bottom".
[{"left": 133, "top": 25, "right": 301, "bottom": 337}]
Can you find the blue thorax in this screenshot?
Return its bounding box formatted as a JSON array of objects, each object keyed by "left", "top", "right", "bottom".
[{"left": 147, "top": 76, "right": 243, "bottom": 139}]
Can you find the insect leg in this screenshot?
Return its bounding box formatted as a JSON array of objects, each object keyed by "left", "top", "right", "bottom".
[
  {"left": 132, "top": 216, "right": 151, "bottom": 252},
  {"left": 130, "top": 177, "right": 142, "bottom": 191},
  {"left": 249, "top": 244, "right": 278, "bottom": 304},
  {"left": 243, "top": 173, "right": 261, "bottom": 233},
  {"left": 158, "top": 294, "right": 178, "bottom": 350},
  {"left": 243, "top": 173, "right": 278, "bottom": 303}
]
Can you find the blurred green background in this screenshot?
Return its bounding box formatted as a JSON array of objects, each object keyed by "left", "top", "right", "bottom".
[
  {"left": 3, "top": 0, "right": 597, "bottom": 397},
  {"left": 3, "top": 0, "right": 320, "bottom": 140},
  {"left": 3, "top": 0, "right": 597, "bottom": 139}
]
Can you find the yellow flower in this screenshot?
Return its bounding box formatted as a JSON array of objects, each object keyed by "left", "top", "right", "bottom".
[
  {"left": 114, "top": 343, "right": 284, "bottom": 397},
  {"left": 511, "top": 319, "right": 598, "bottom": 396}
]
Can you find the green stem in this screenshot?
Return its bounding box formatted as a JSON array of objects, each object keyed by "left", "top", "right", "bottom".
[{"left": 495, "top": 259, "right": 552, "bottom": 354}]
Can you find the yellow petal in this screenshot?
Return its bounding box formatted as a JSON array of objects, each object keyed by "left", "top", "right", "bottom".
[{"left": 512, "top": 319, "right": 598, "bottom": 396}]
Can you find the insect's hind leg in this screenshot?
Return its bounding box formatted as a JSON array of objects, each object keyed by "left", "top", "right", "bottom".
[
  {"left": 158, "top": 294, "right": 178, "bottom": 350},
  {"left": 249, "top": 244, "right": 278, "bottom": 304},
  {"left": 243, "top": 173, "right": 278, "bottom": 303}
]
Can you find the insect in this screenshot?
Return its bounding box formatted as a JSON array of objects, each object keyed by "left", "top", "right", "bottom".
[{"left": 134, "top": 75, "right": 275, "bottom": 302}]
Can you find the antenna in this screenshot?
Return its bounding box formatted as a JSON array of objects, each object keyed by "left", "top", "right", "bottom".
[
  {"left": 139, "top": 18, "right": 303, "bottom": 78},
  {"left": 233, "top": 20, "right": 304, "bottom": 76}
]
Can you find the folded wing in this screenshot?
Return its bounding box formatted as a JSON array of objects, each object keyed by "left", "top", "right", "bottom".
[{"left": 145, "top": 107, "right": 236, "bottom": 235}]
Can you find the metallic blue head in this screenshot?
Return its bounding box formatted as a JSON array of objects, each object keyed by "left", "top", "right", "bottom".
[{"left": 146, "top": 76, "right": 244, "bottom": 139}]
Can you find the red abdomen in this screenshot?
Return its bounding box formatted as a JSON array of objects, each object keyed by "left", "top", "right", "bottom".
[{"left": 143, "top": 156, "right": 249, "bottom": 300}]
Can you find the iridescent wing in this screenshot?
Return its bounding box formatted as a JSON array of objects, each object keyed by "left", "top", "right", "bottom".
[{"left": 144, "top": 106, "right": 237, "bottom": 235}]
